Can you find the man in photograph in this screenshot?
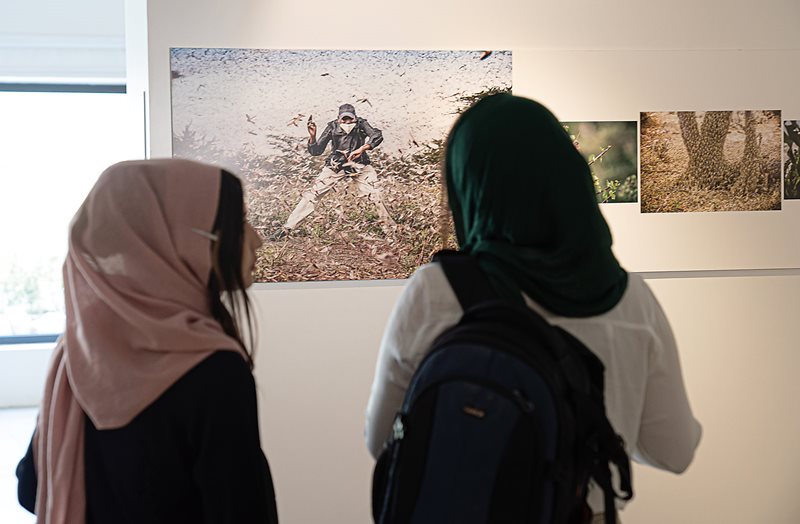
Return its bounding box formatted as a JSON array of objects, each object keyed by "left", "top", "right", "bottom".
[{"left": 277, "top": 103, "right": 395, "bottom": 237}]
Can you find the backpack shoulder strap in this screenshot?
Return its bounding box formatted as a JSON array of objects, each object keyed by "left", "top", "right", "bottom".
[{"left": 432, "top": 250, "right": 497, "bottom": 311}]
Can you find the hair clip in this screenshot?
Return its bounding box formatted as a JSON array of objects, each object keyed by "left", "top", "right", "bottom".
[{"left": 191, "top": 228, "right": 219, "bottom": 242}]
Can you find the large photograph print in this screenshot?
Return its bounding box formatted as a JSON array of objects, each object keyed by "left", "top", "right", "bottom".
[
  {"left": 562, "top": 121, "right": 638, "bottom": 204},
  {"left": 640, "top": 110, "right": 781, "bottom": 213},
  {"left": 170, "top": 48, "right": 512, "bottom": 282}
]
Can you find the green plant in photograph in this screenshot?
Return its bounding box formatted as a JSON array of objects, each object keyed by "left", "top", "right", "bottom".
[
  {"left": 588, "top": 146, "right": 619, "bottom": 202},
  {"left": 615, "top": 174, "right": 638, "bottom": 202},
  {"left": 564, "top": 122, "right": 638, "bottom": 204}
]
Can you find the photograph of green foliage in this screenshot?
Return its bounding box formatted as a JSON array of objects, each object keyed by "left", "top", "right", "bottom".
[
  {"left": 170, "top": 49, "right": 511, "bottom": 282},
  {"left": 784, "top": 121, "right": 800, "bottom": 199},
  {"left": 640, "top": 110, "right": 781, "bottom": 213},
  {"left": 562, "top": 121, "right": 638, "bottom": 203}
]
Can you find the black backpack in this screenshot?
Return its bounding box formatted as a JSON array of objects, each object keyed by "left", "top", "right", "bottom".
[{"left": 372, "top": 251, "right": 633, "bottom": 524}]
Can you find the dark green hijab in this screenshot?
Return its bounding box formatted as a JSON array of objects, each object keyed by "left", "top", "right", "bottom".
[{"left": 444, "top": 93, "right": 627, "bottom": 317}]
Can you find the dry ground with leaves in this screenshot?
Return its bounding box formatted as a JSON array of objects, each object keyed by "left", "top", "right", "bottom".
[
  {"left": 246, "top": 145, "right": 450, "bottom": 282},
  {"left": 640, "top": 111, "right": 781, "bottom": 213},
  {"left": 229, "top": 137, "right": 451, "bottom": 282}
]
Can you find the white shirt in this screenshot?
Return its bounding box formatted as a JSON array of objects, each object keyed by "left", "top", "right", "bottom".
[{"left": 365, "top": 262, "right": 702, "bottom": 512}]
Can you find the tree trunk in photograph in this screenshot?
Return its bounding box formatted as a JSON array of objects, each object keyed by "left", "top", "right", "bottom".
[
  {"left": 732, "top": 111, "right": 765, "bottom": 195},
  {"left": 677, "top": 111, "right": 732, "bottom": 189}
]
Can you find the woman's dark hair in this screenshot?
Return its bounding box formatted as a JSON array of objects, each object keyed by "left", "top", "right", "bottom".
[{"left": 208, "top": 169, "right": 255, "bottom": 368}]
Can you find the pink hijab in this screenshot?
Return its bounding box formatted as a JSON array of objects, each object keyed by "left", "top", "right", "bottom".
[{"left": 33, "top": 159, "right": 246, "bottom": 523}]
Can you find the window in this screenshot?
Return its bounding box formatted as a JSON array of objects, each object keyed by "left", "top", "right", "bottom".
[{"left": 0, "top": 88, "right": 140, "bottom": 342}]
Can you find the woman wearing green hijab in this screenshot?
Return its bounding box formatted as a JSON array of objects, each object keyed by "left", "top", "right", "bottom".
[
  {"left": 366, "top": 94, "right": 701, "bottom": 522},
  {"left": 444, "top": 93, "right": 627, "bottom": 315}
]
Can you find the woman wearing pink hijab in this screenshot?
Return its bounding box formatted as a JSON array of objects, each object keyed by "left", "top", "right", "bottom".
[{"left": 16, "top": 159, "right": 278, "bottom": 523}]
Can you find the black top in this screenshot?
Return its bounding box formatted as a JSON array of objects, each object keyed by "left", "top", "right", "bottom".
[
  {"left": 17, "top": 351, "right": 279, "bottom": 524},
  {"left": 308, "top": 117, "right": 383, "bottom": 169}
]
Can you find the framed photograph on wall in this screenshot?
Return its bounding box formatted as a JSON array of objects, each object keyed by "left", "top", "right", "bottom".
[
  {"left": 561, "top": 121, "right": 638, "bottom": 204},
  {"left": 170, "top": 48, "right": 512, "bottom": 282},
  {"left": 784, "top": 120, "right": 800, "bottom": 200},
  {"left": 640, "top": 110, "right": 781, "bottom": 214}
]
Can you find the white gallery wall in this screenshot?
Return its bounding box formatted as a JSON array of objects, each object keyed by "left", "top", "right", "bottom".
[{"left": 132, "top": 0, "right": 800, "bottom": 522}]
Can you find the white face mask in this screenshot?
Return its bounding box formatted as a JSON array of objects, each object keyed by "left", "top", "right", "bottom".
[{"left": 340, "top": 122, "right": 356, "bottom": 134}]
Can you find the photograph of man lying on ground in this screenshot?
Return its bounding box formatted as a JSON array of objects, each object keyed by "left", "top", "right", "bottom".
[{"left": 170, "top": 48, "right": 512, "bottom": 282}]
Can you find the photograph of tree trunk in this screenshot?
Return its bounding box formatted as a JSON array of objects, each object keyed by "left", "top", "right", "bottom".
[
  {"left": 784, "top": 121, "right": 800, "bottom": 199},
  {"left": 170, "top": 49, "right": 511, "bottom": 282},
  {"left": 562, "top": 121, "right": 638, "bottom": 203},
  {"left": 640, "top": 111, "right": 781, "bottom": 213}
]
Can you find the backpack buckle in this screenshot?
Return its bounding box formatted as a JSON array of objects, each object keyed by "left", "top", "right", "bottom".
[{"left": 392, "top": 415, "right": 405, "bottom": 441}]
